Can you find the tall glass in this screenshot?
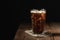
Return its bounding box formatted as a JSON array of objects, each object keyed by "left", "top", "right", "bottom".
[{"left": 30, "top": 9, "right": 46, "bottom": 34}]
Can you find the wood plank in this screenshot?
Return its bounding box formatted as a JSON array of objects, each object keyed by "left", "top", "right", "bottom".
[
  {"left": 54, "top": 36, "right": 60, "bottom": 40},
  {"left": 14, "top": 23, "right": 60, "bottom": 40}
]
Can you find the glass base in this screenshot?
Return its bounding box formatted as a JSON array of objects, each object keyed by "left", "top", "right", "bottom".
[{"left": 25, "top": 29, "right": 48, "bottom": 38}]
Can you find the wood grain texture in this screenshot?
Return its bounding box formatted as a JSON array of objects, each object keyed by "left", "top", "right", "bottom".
[{"left": 14, "top": 23, "right": 60, "bottom": 40}]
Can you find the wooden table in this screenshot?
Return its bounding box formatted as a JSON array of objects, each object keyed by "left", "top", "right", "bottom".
[{"left": 14, "top": 23, "right": 60, "bottom": 40}]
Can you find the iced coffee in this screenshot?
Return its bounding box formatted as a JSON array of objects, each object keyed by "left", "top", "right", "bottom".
[{"left": 30, "top": 9, "right": 46, "bottom": 34}]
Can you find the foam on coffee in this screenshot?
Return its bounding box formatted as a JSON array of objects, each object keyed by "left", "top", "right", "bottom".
[
  {"left": 30, "top": 9, "right": 38, "bottom": 13},
  {"left": 30, "top": 9, "right": 46, "bottom": 14},
  {"left": 38, "top": 10, "right": 46, "bottom": 14}
]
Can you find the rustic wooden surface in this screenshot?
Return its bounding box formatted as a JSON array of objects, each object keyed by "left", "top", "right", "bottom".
[{"left": 14, "top": 23, "right": 60, "bottom": 40}]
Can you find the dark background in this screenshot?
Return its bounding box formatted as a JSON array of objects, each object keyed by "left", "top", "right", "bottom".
[
  {"left": 9, "top": 0, "right": 60, "bottom": 40},
  {"left": 15, "top": 0, "right": 60, "bottom": 23}
]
